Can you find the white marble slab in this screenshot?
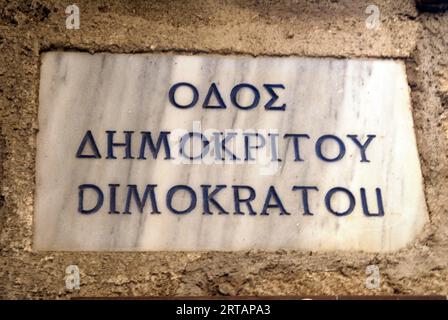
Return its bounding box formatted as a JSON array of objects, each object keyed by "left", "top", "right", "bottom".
[{"left": 34, "top": 52, "right": 428, "bottom": 252}]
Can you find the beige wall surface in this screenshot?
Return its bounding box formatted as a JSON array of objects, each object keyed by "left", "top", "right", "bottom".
[{"left": 0, "top": 0, "right": 447, "bottom": 298}]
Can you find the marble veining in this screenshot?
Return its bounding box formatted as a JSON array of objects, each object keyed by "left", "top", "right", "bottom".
[{"left": 34, "top": 52, "right": 428, "bottom": 252}]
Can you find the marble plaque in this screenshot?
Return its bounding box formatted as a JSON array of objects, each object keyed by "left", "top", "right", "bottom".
[{"left": 34, "top": 52, "right": 428, "bottom": 252}]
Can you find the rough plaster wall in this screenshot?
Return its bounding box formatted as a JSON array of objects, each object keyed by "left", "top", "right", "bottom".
[{"left": 0, "top": 0, "right": 446, "bottom": 298}]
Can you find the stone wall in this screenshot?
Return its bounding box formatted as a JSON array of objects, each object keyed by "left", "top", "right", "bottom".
[{"left": 0, "top": 0, "right": 447, "bottom": 298}]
